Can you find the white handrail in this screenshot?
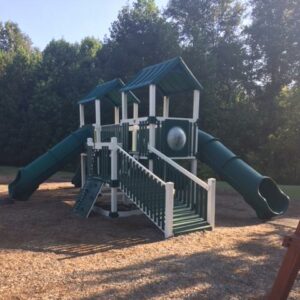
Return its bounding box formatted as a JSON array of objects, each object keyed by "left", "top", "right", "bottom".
[
  {"left": 117, "top": 146, "right": 167, "bottom": 186},
  {"left": 148, "top": 145, "right": 209, "bottom": 190}
]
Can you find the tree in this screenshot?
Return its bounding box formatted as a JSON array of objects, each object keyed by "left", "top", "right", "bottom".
[
  {"left": 26, "top": 38, "right": 103, "bottom": 160},
  {"left": 165, "top": 0, "right": 248, "bottom": 146},
  {"left": 245, "top": 0, "right": 300, "bottom": 136},
  {"left": 98, "top": 0, "right": 180, "bottom": 82},
  {"left": 258, "top": 87, "right": 300, "bottom": 184},
  {"left": 0, "top": 21, "right": 32, "bottom": 52}
]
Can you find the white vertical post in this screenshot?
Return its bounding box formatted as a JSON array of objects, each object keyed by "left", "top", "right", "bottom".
[
  {"left": 110, "top": 137, "right": 118, "bottom": 217},
  {"left": 163, "top": 96, "right": 169, "bottom": 118},
  {"left": 193, "top": 90, "right": 200, "bottom": 121},
  {"left": 79, "top": 104, "right": 85, "bottom": 127},
  {"left": 191, "top": 159, "right": 197, "bottom": 175},
  {"left": 133, "top": 103, "right": 138, "bottom": 119},
  {"left": 149, "top": 84, "right": 156, "bottom": 171},
  {"left": 95, "top": 99, "right": 101, "bottom": 143},
  {"left": 132, "top": 103, "right": 139, "bottom": 151},
  {"left": 165, "top": 182, "right": 174, "bottom": 238},
  {"left": 207, "top": 178, "right": 216, "bottom": 229},
  {"left": 114, "top": 106, "right": 120, "bottom": 124},
  {"left": 122, "top": 92, "right": 128, "bottom": 121},
  {"left": 80, "top": 153, "right": 86, "bottom": 187}
]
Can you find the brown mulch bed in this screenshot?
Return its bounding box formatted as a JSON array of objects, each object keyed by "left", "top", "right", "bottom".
[{"left": 0, "top": 173, "right": 299, "bottom": 299}]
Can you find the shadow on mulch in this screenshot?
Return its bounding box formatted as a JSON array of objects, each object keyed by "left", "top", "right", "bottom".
[
  {"left": 0, "top": 187, "right": 163, "bottom": 260},
  {"left": 75, "top": 240, "right": 283, "bottom": 299}
]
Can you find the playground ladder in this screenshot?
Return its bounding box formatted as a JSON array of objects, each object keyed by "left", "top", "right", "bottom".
[{"left": 73, "top": 177, "right": 104, "bottom": 217}]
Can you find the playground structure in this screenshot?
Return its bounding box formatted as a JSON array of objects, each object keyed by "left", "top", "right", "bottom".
[{"left": 8, "top": 57, "right": 290, "bottom": 238}]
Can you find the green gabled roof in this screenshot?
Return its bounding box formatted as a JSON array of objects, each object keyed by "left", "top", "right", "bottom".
[
  {"left": 78, "top": 78, "right": 140, "bottom": 106},
  {"left": 120, "top": 57, "right": 203, "bottom": 95}
]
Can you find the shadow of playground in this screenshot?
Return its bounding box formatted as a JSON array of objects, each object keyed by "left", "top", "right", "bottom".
[{"left": 75, "top": 238, "right": 290, "bottom": 300}]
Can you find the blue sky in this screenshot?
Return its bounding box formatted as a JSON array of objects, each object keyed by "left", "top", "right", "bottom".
[{"left": 0, "top": 0, "right": 169, "bottom": 50}]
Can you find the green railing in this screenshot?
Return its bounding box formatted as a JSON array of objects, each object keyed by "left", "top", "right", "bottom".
[
  {"left": 86, "top": 143, "right": 111, "bottom": 183},
  {"left": 101, "top": 123, "right": 129, "bottom": 152},
  {"left": 137, "top": 120, "right": 149, "bottom": 156},
  {"left": 101, "top": 124, "right": 121, "bottom": 142},
  {"left": 149, "top": 146, "right": 209, "bottom": 221},
  {"left": 117, "top": 146, "right": 167, "bottom": 231}
]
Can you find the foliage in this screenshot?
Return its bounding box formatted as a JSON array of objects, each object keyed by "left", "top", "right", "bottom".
[{"left": 0, "top": 0, "right": 299, "bottom": 184}]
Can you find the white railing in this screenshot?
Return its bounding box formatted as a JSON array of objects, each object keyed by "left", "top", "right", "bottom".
[
  {"left": 149, "top": 145, "right": 208, "bottom": 190},
  {"left": 148, "top": 145, "right": 216, "bottom": 228},
  {"left": 115, "top": 141, "right": 174, "bottom": 238}
]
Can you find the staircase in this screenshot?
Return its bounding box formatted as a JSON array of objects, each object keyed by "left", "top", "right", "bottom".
[
  {"left": 73, "top": 177, "right": 104, "bottom": 217},
  {"left": 173, "top": 202, "right": 211, "bottom": 235}
]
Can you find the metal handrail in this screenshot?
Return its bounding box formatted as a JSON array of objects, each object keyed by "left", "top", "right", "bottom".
[{"left": 148, "top": 145, "right": 209, "bottom": 190}]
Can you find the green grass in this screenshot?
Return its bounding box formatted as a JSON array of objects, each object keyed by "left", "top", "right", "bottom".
[
  {"left": 280, "top": 185, "right": 300, "bottom": 200},
  {"left": 0, "top": 166, "right": 73, "bottom": 181},
  {"left": 0, "top": 166, "right": 19, "bottom": 177},
  {"left": 216, "top": 181, "right": 300, "bottom": 200}
]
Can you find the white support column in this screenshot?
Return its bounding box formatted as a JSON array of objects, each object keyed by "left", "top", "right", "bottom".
[
  {"left": 149, "top": 84, "right": 156, "bottom": 171},
  {"left": 80, "top": 153, "right": 86, "bottom": 187},
  {"left": 193, "top": 90, "right": 200, "bottom": 121},
  {"left": 95, "top": 99, "right": 101, "bottom": 143},
  {"left": 164, "top": 182, "right": 174, "bottom": 238},
  {"left": 122, "top": 92, "right": 128, "bottom": 121},
  {"left": 79, "top": 104, "right": 85, "bottom": 127},
  {"left": 191, "top": 159, "right": 197, "bottom": 175},
  {"left": 163, "top": 96, "right": 169, "bottom": 118},
  {"left": 114, "top": 106, "right": 120, "bottom": 124},
  {"left": 110, "top": 137, "right": 118, "bottom": 217},
  {"left": 132, "top": 103, "right": 139, "bottom": 151},
  {"left": 207, "top": 178, "right": 216, "bottom": 229}
]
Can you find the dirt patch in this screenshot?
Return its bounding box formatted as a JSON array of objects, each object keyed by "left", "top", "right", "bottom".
[{"left": 0, "top": 173, "right": 299, "bottom": 299}]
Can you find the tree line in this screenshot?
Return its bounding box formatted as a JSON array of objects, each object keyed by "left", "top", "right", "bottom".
[{"left": 0, "top": 0, "right": 299, "bottom": 184}]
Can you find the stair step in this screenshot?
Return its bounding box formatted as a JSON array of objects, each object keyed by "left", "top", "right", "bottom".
[
  {"left": 172, "top": 200, "right": 210, "bottom": 235},
  {"left": 173, "top": 224, "right": 212, "bottom": 236},
  {"left": 173, "top": 216, "right": 204, "bottom": 226}
]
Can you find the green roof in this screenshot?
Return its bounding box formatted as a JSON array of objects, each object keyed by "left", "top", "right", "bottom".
[
  {"left": 120, "top": 57, "right": 203, "bottom": 95},
  {"left": 78, "top": 78, "right": 140, "bottom": 106}
]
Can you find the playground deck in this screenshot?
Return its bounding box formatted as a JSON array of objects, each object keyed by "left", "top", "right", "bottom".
[{"left": 0, "top": 170, "right": 299, "bottom": 299}]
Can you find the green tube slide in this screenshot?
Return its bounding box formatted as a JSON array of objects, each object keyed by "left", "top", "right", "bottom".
[
  {"left": 197, "top": 130, "right": 289, "bottom": 220},
  {"left": 9, "top": 125, "right": 93, "bottom": 201}
]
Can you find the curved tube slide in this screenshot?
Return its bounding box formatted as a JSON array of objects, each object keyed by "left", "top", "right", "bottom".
[
  {"left": 9, "top": 125, "right": 93, "bottom": 201},
  {"left": 197, "top": 130, "right": 289, "bottom": 219}
]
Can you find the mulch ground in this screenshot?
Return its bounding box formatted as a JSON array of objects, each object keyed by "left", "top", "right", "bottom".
[{"left": 0, "top": 173, "right": 299, "bottom": 300}]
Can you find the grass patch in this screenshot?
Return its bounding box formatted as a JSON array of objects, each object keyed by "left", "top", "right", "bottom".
[
  {"left": 0, "top": 166, "right": 74, "bottom": 181},
  {"left": 280, "top": 185, "right": 300, "bottom": 201}
]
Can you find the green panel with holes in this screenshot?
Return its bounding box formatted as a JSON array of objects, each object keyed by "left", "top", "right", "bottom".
[{"left": 160, "top": 119, "right": 191, "bottom": 157}]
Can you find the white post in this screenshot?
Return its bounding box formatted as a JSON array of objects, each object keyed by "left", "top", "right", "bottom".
[
  {"left": 149, "top": 84, "right": 156, "bottom": 171},
  {"left": 133, "top": 103, "right": 138, "bottom": 119},
  {"left": 95, "top": 99, "right": 101, "bottom": 143},
  {"left": 79, "top": 104, "right": 85, "bottom": 127},
  {"left": 114, "top": 106, "right": 120, "bottom": 124},
  {"left": 193, "top": 90, "right": 200, "bottom": 121},
  {"left": 207, "top": 178, "right": 216, "bottom": 229},
  {"left": 163, "top": 96, "right": 169, "bottom": 118},
  {"left": 191, "top": 159, "right": 197, "bottom": 175},
  {"left": 165, "top": 182, "right": 174, "bottom": 238},
  {"left": 110, "top": 137, "right": 118, "bottom": 217},
  {"left": 132, "top": 103, "right": 139, "bottom": 151},
  {"left": 80, "top": 153, "right": 86, "bottom": 187},
  {"left": 122, "top": 92, "right": 128, "bottom": 121}
]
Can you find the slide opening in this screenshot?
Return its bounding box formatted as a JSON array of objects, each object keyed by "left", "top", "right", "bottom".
[{"left": 259, "top": 178, "right": 289, "bottom": 214}]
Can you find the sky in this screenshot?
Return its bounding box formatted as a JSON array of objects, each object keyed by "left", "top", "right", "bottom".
[{"left": 0, "top": 0, "right": 169, "bottom": 50}]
